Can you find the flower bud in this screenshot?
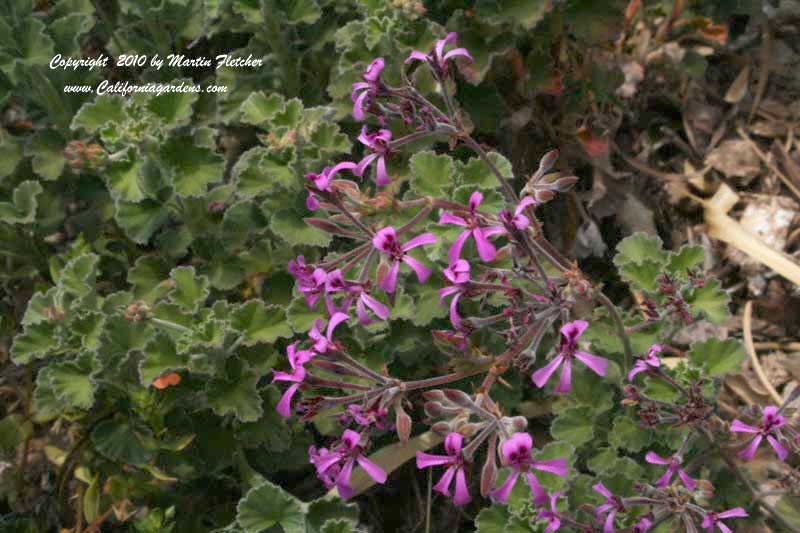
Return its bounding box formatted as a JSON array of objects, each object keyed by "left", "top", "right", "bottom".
[
  {"left": 431, "top": 421, "right": 451, "bottom": 435},
  {"left": 510, "top": 416, "right": 527, "bottom": 432},
  {"left": 553, "top": 175, "right": 578, "bottom": 192},
  {"left": 443, "top": 389, "right": 475, "bottom": 408},
  {"left": 536, "top": 149, "right": 559, "bottom": 178},
  {"left": 395, "top": 400, "right": 412, "bottom": 444},
  {"left": 480, "top": 434, "right": 498, "bottom": 497},
  {"left": 424, "top": 401, "right": 443, "bottom": 417},
  {"left": 422, "top": 390, "right": 445, "bottom": 401},
  {"left": 534, "top": 189, "right": 556, "bottom": 203}
]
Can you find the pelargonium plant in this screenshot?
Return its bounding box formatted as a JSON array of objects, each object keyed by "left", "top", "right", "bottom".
[{"left": 274, "top": 33, "right": 800, "bottom": 532}]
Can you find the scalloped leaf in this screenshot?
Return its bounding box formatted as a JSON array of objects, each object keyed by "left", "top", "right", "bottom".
[
  {"left": 409, "top": 151, "right": 456, "bottom": 197},
  {"left": 685, "top": 279, "right": 730, "bottom": 324},
  {"left": 91, "top": 418, "right": 154, "bottom": 466},
  {"left": 237, "top": 480, "right": 305, "bottom": 533},
  {"left": 0, "top": 180, "right": 42, "bottom": 224},
  {"left": 70, "top": 94, "right": 126, "bottom": 133},
  {"left": 457, "top": 152, "right": 510, "bottom": 189},
  {"left": 48, "top": 351, "right": 96, "bottom": 409},
  {"left": 160, "top": 136, "right": 224, "bottom": 198},
  {"left": 271, "top": 208, "right": 331, "bottom": 247},
  {"left": 168, "top": 266, "right": 210, "bottom": 313},
  {"left": 138, "top": 332, "right": 189, "bottom": 386},
  {"left": 608, "top": 415, "right": 652, "bottom": 452},
  {"left": 550, "top": 406, "right": 595, "bottom": 447},
  {"left": 619, "top": 259, "right": 663, "bottom": 292},
  {"left": 231, "top": 300, "right": 292, "bottom": 346},
  {"left": 688, "top": 338, "right": 745, "bottom": 377},
  {"left": 666, "top": 244, "right": 705, "bottom": 277},
  {"left": 613, "top": 232, "right": 668, "bottom": 267}
]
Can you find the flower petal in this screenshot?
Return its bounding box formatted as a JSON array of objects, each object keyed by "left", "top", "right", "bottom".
[
  {"left": 361, "top": 292, "right": 390, "bottom": 320},
  {"left": 403, "top": 256, "right": 432, "bottom": 283},
  {"left": 533, "top": 458, "right": 568, "bottom": 477},
  {"left": 766, "top": 435, "right": 789, "bottom": 461},
  {"left": 445, "top": 432, "right": 464, "bottom": 456},
  {"left": 644, "top": 451, "right": 670, "bottom": 465},
  {"left": 489, "top": 470, "right": 519, "bottom": 503},
  {"left": 443, "top": 48, "right": 474, "bottom": 63},
  {"left": 404, "top": 50, "right": 430, "bottom": 64},
  {"left": 416, "top": 452, "right": 454, "bottom": 469},
  {"left": 379, "top": 259, "right": 400, "bottom": 293},
  {"left": 376, "top": 155, "right": 392, "bottom": 186},
  {"left": 532, "top": 355, "right": 564, "bottom": 389},
  {"left": 357, "top": 455, "right": 387, "bottom": 484},
  {"left": 737, "top": 435, "right": 763, "bottom": 460},
  {"left": 438, "top": 212, "right": 468, "bottom": 227},
  {"left": 354, "top": 153, "right": 379, "bottom": 177},
  {"left": 718, "top": 508, "right": 748, "bottom": 519},
  {"left": 730, "top": 420, "right": 760, "bottom": 433},
  {"left": 447, "top": 230, "right": 472, "bottom": 264},
  {"left": 335, "top": 459, "right": 356, "bottom": 499},
  {"left": 453, "top": 468, "right": 471, "bottom": 506},
  {"left": 473, "top": 228, "right": 497, "bottom": 262},
  {"left": 276, "top": 383, "right": 300, "bottom": 417},
  {"left": 575, "top": 351, "right": 608, "bottom": 377},
  {"left": 555, "top": 359, "right": 572, "bottom": 394},
  {"left": 403, "top": 232, "right": 438, "bottom": 251},
  {"left": 433, "top": 465, "right": 456, "bottom": 496},
  {"left": 524, "top": 472, "right": 549, "bottom": 508}
]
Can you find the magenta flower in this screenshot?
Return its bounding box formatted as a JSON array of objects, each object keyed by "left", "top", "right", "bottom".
[
  {"left": 645, "top": 451, "right": 696, "bottom": 491},
  {"left": 731, "top": 405, "right": 788, "bottom": 461},
  {"left": 593, "top": 482, "right": 624, "bottom": 533},
  {"left": 633, "top": 516, "right": 653, "bottom": 533},
  {"left": 438, "top": 260, "right": 471, "bottom": 329},
  {"left": 701, "top": 507, "right": 748, "bottom": 533},
  {"left": 537, "top": 491, "right": 563, "bottom": 532},
  {"left": 305, "top": 161, "right": 357, "bottom": 211},
  {"left": 405, "top": 32, "right": 473, "bottom": 75},
  {"left": 532, "top": 320, "right": 608, "bottom": 394},
  {"left": 354, "top": 127, "right": 393, "bottom": 186},
  {"left": 439, "top": 191, "right": 505, "bottom": 263},
  {"left": 490, "top": 432, "right": 568, "bottom": 507},
  {"left": 628, "top": 344, "right": 662, "bottom": 382},
  {"left": 288, "top": 255, "right": 313, "bottom": 280},
  {"left": 310, "top": 429, "right": 387, "bottom": 499},
  {"left": 325, "top": 269, "right": 390, "bottom": 325},
  {"left": 351, "top": 58, "right": 385, "bottom": 121},
  {"left": 309, "top": 445, "right": 340, "bottom": 489},
  {"left": 498, "top": 196, "right": 537, "bottom": 231},
  {"left": 272, "top": 342, "right": 315, "bottom": 417},
  {"left": 416, "top": 432, "right": 471, "bottom": 506},
  {"left": 297, "top": 267, "right": 327, "bottom": 308},
  {"left": 372, "top": 227, "right": 436, "bottom": 293},
  {"left": 308, "top": 312, "right": 349, "bottom": 353},
  {"left": 342, "top": 403, "right": 391, "bottom": 431}
]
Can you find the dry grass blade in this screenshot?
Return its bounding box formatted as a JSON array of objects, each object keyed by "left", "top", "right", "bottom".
[
  {"left": 736, "top": 125, "right": 800, "bottom": 202},
  {"left": 749, "top": 23, "right": 773, "bottom": 123},
  {"left": 743, "top": 300, "right": 782, "bottom": 404}
]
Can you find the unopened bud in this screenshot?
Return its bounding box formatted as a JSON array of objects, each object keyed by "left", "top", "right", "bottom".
[
  {"left": 431, "top": 421, "right": 451, "bottom": 435},
  {"left": 553, "top": 175, "right": 578, "bottom": 192},
  {"left": 480, "top": 434, "right": 498, "bottom": 497},
  {"left": 395, "top": 400, "right": 412, "bottom": 444},
  {"left": 534, "top": 189, "right": 556, "bottom": 203},
  {"left": 424, "top": 401, "right": 443, "bottom": 417},
  {"left": 536, "top": 149, "right": 559, "bottom": 178},
  {"left": 304, "top": 218, "right": 352, "bottom": 236},
  {"left": 422, "top": 390, "right": 445, "bottom": 401},
  {"left": 510, "top": 416, "right": 527, "bottom": 431},
  {"left": 443, "top": 389, "right": 475, "bottom": 408}
]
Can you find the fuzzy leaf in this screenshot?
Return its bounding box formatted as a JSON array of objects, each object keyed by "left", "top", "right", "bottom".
[
  {"left": 160, "top": 136, "right": 224, "bottom": 198},
  {"left": 688, "top": 338, "right": 745, "bottom": 377},
  {"left": 619, "top": 259, "right": 663, "bottom": 292},
  {"left": 11, "top": 322, "right": 59, "bottom": 364},
  {"left": 608, "top": 415, "right": 652, "bottom": 452},
  {"left": 27, "top": 129, "right": 65, "bottom": 180},
  {"left": 168, "top": 266, "right": 210, "bottom": 313},
  {"left": 239, "top": 92, "right": 285, "bottom": 126},
  {"left": 237, "top": 480, "right": 305, "bottom": 533},
  {"left": 113, "top": 198, "right": 169, "bottom": 244},
  {"left": 458, "top": 152, "right": 510, "bottom": 189},
  {"left": 271, "top": 208, "right": 331, "bottom": 247},
  {"left": 0, "top": 180, "right": 42, "bottom": 224},
  {"left": 613, "top": 232, "right": 668, "bottom": 267},
  {"left": 48, "top": 351, "right": 96, "bottom": 409},
  {"left": 666, "top": 245, "right": 705, "bottom": 277},
  {"left": 70, "top": 95, "right": 126, "bottom": 133},
  {"left": 409, "top": 151, "right": 456, "bottom": 197},
  {"left": 91, "top": 418, "right": 154, "bottom": 466},
  {"left": 474, "top": 505, "right": 511, "bottom": 533},
  {"left": 146, "top": 83, "right": 198, "bottom": 129},
  {"left": 231, "top": 300, "right": 292, "bottom": 346},
  {"left": 686, "top": 279, "right": 730, "bottom": 324},
  {"left": 138, "top": 333, "right": 189, "bottom": 386},
  {"left": 550, "top": 406, "right": 595, "bottom": 447}
]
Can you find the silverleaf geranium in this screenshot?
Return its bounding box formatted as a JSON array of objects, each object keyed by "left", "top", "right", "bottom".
[{"left": 273, "top": 33, "right": 800, "bottom": 531}]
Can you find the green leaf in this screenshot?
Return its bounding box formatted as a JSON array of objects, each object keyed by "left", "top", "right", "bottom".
[
  {"left": 0, "top": 129, "right": 24, "bottom": 180},
  {"left": 239, "top": 92, "right": 285, "bottom": 126},
  {"left": 138, "top": 332, "right": 189, "bottom": 386},
  {"left": 168, "top": 266, "right": 210, "bottom": 313},
  {"left": 409, "top": 151, "right": 456, "bottom": 197},
  {"left": 286, "top": 296, "right": 324, "bottom": 333},
  {"left": 128, "top": 256, "right": 171, "bottom": 302},
  {"left": 48, "top": 352, "right": 96, "bottom": 409},
  {"left": 613, "top": 232, "right": 668, "bottom": 267},
  {"left": 685, "top": 279, "right": 730, "bottom": 324},
  {"left": 550, "top": 406, "right": 595, "bottom": 447},
  {"left": 21, "top": 287, "right": 59, "bottom": 326},
  {"left": 32, "top": 367, "right": 62, "bottom": 422},
  {"left": 474, "top": 505, "right": 511, "bottom": 533},
  {"left": 26, "top": 129, "right": 65, "bottom": 180},
  {"left": 10, "top": 322, "right": 59, "bottom": 364},
  {"left": 284, "top": 0, "right": 321, "bottom": 25},
  {"left": 113, "top": 198, "right": 169, "bottom": 244},
  {"left": 619, "top": 259, "right": 663, "bottom": 292},
  {"left": 305, "top": 498, "right": 359, "bottom": 533},
  {"left": 104, "top": 154, "right": 146, "bottom": 202},
  {"left": 0, "top": 180, "right": 42, "bottom": 224},
  {"left": 231, "top": 300, "right": 292, "bottom": 346},
  {"left": 146, "top": 82, "right": 198, "bottom": 129},
  {"left": 320, "top": 519, "right": 363, "bottom": 533},
  {"left": 160, "top": 136, "right": 224, "bottom": 197},
  {"left": 207, "top": 359, "right": 263, "bottom": 422},
  {"left": 237, "top": 480, "right": 306, "bottom": 533},
  {"left": 608, "top": 415, "right": 652, "bottom": 452},
  {"left": 688, "top": 338, "right": 745, "bottom": 377},
  {"left": 59, "top": 253, "right": 99, "bottom": 298},
  {"left": 458, "top": 152, "right": 511, "bottom": 189},
  {"left": 271, "top": 208, "right": 331, "bottom": 247},
  {"left": 476, "top": 0, "right": 549, "bottom": 29},
  {"left": 91, "top": 418, "right": 154, "bottom": 466},
  {"left": 71, "top": 95, "right": 126, "bottom": 133},
  {"left": 666, "top": 245, "right": 705, "bottom": 277}
]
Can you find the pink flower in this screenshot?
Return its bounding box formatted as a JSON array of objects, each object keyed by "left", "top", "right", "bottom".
[
  {"left": 701, "top": 507, "right": 748, "bottom": 533},
  {"left": 532, "top": 320, "right": 608, "bottom": 394},
  {"left": 498, "top": 197, "right": 537, "bottom": 231},
  {"left": 352, "top": 58, "right": 385, "bottom": 121},
  {"left": 628, "top": 344, "right": 662, "bottom": 382},
  {"left": 305, "top": 162, "right": 357, "bottom": 211},
  {"left": 324, "top": 269, "right": 389, "bottom": 326},
  {"left": 272, "top": 342, "right": 315, "bottom": 417},
  {"left": 537, "top": 491, "right": 563, "bottom": 532},
  {"left": 297, "top": 268, "right": 327, "bottom": 308},
  {"left": 438, "top": 260, "right": 471, "bottom": 329},
  {"left": 593, "top": 482, "right": 624, "bottom": 533},
  {"left": 439, "top": 191, "right": 505, "bottom": 263},
  {"left": 354, "top": 127, "right": 393, "bottom": 186},
  {"left": 310, "top": 429, "right": 387, "bottom": 499},
  {"left": 405, "top": 32, "right": 473, "bottom": 75},
  {"left": 416, "top": 432, "right": 471, "bottom": 506},
  {"left": 645, "top": 451, "right": 696, "bottom": 491},
  {"left": 309, "top": 446, "right": 340, "bottom": 489},
  {"left": 342, "top": 403, "right": 391, "bottom": 431},
  {"left": 633, "top": 516, "right": 653, "bottom": 532},
  {"left": 490, "top": 433, "right": 568, "bottom": 507},
  {"left": 372, "top": 226, "right": 436, "bottom": 293},
  {"left": 731, "top": 405, "right": 788, "bottom": 461},
  {"left": 308, "top": 312, "right": 349, "bottom": 353}
]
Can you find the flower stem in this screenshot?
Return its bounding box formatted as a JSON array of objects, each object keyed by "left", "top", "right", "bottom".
[{"left": 595, "top": 291, "right": 633, "bottom": 370}]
